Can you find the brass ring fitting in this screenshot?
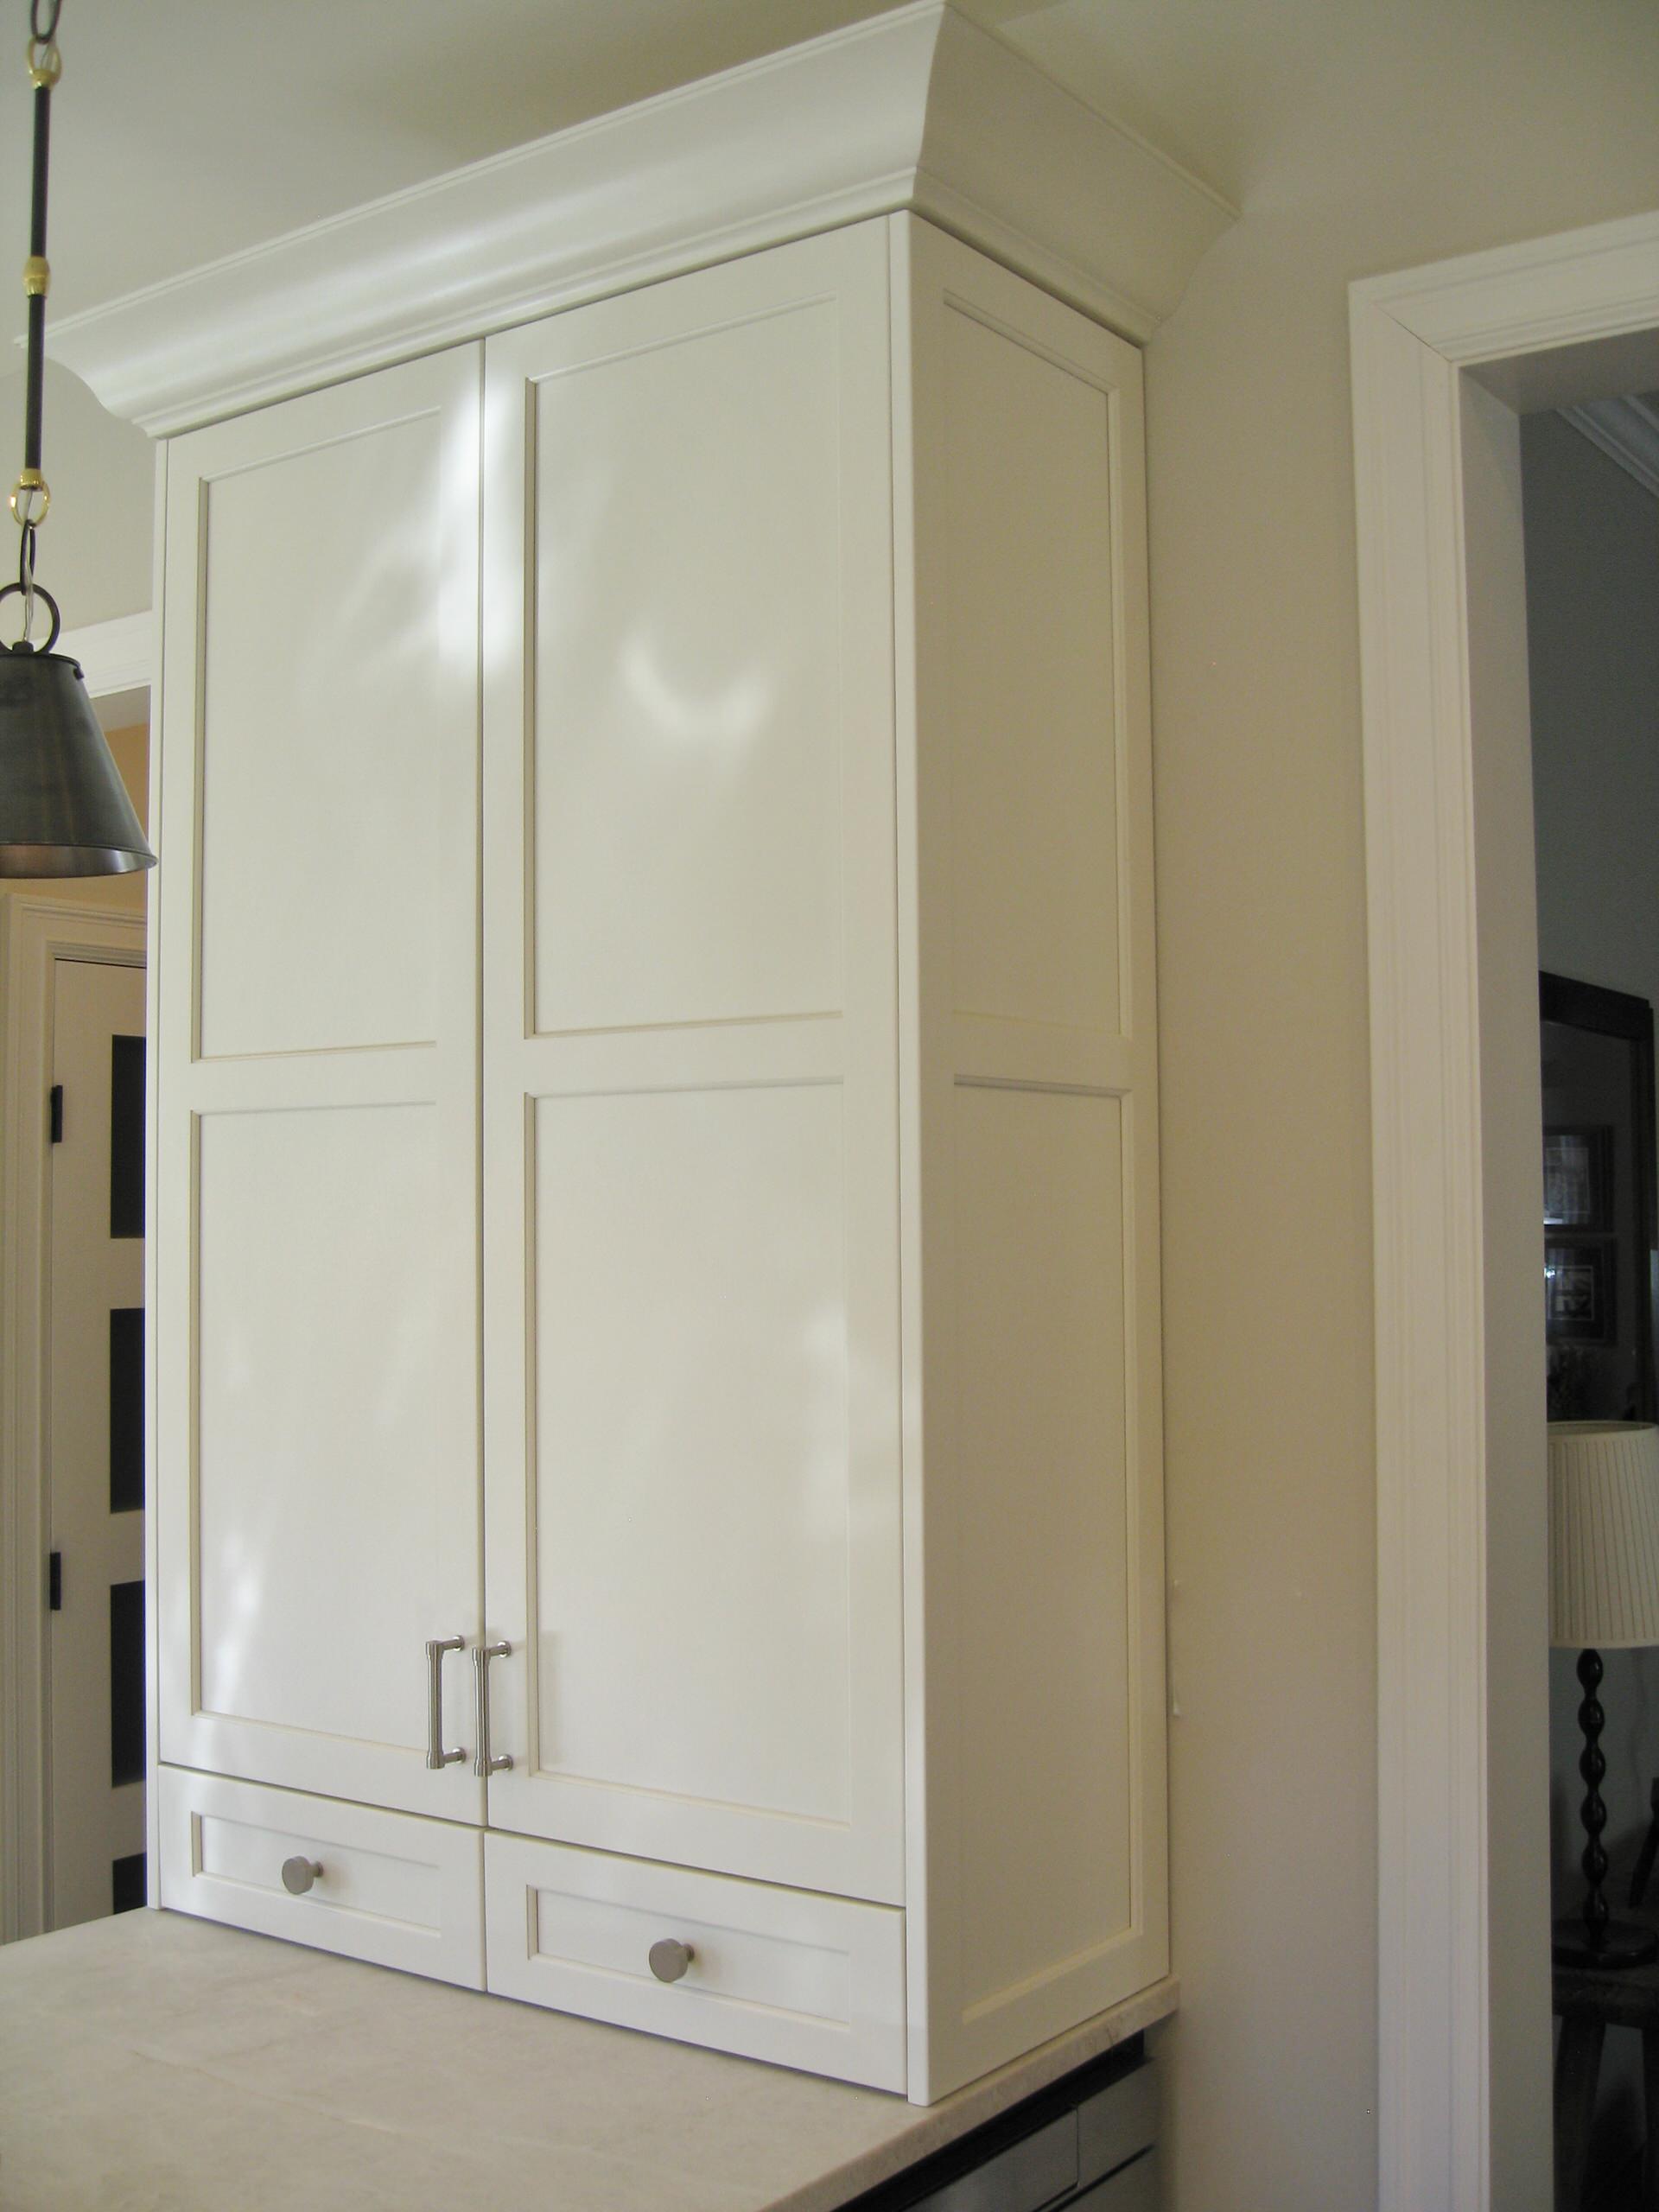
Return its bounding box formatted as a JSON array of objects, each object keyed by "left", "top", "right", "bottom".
[
  {"left": 22, "top": 256, "right": 48, "bottom": 298},
  {"left": 10, "top": 471, "right": 50, "bottom": 526},
  {"left": 26, "top": 36, "right": 60, "bottom": 86}
]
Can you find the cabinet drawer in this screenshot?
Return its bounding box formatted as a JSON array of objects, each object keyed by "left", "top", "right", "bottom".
[
  {"left": 484, "top": 1831, "right": 906, "bottom": 2090},
  {"left": 1076, "top": 2151, "right": 1158, "bottom": 2209},
  {"left": 158, "top": 1767, "right": 484, "bottom": 1987},
  {"left": 1077, "top": 2062, "right": 1157, "bottom": 2188}
]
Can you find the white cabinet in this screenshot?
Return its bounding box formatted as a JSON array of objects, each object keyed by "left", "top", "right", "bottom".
[
  {"left": 153, "top": 212, "right": 1165, "bottom": 2102},
  {"left": 152, "top": 349, "right": 485, "bottom": 1826}
]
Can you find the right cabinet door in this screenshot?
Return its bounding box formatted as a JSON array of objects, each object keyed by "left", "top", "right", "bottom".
[{"left": 480, "top": 223, "right": 905, "bottom": 1906}]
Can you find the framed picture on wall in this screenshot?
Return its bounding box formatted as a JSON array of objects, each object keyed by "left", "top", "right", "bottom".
[
  {"left": 1546, "top": 1241, "right": 1616, "bottom": 1344},
  {"left": 1543, "top": 1125, "right": 1613, "bottom": 1231},
  {"left": 1541, "top": 973, "right": 1658, "bottom": 1421}
]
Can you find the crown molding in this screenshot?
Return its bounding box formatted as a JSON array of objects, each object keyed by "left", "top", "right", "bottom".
[
  {"left": 44, "top": 2, "right": 1232, "bottom": 436},
  {"left": 1561, "top": 392, "right": 1659, "bottom": 499},
  {"left": 58, "top": 609, "right": 152, "bottom": 701}
]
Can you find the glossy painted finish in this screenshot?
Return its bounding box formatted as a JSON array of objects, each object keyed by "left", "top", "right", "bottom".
[
  {"left": 149, "top": 208, "right": 1167, "bottom": 2106},
  {"left": 481, "top": 223, "right": 906, "bottom": 1909},
  {"left": 158, "top": 1766, "right": 484, "bottom": 1987},
  {"left": 153, "top": 346, "right": 485, "bottom": 1824},
  {"left": 892, "top": 219, "right": 1166, "bottom": 2095},
  {"left": 483, "top": 1831, "right": 906, "bottom": 2091}
]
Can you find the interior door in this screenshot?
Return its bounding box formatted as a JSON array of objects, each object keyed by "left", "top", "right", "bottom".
[
  {"left": 480, "top": 223, "right": 905, "bottom": 1904},
  {"left": 153, "top": 345, "right": 485, "bottom": 1824},
  {"left": 46, "top": 954, "right": 146, "bottom": 1927}
]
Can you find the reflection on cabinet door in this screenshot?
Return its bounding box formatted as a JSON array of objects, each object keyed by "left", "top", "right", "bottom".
[
  {"left": 153, "top": 346, "right": 486, "bottom": 1824},
  {"left": 480, "top": 224, "right": 905, "bottom": 1904}
]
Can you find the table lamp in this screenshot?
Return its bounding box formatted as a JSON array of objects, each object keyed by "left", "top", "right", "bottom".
[{"left": 1550, "top": 1420, "right": 1659, "bottom": 1967}]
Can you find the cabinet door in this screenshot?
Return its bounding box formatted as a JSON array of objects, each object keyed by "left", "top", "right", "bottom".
[
  {"left": 155, "top": 347, "right": 485, "bottom": 1822},
  {"left": 481, "top": 224, "right": 904, "bottom": 1903}
]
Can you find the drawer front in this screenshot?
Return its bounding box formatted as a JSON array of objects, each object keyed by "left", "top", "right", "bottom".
[
  {"left": 1077, "top": 2151, "right": 1159, "bottom": 2209},
  {"left": 159, "top": 1766, "right": 484, "bottom": 1987},
  {"left": 918, "top": 2114, "right": 1077, "bottom": 2211},
  {"left": 1077, "top": 2063, "right": 1157, "bottom": 2188},
  {"left": 485, "top": 1831, "right": 906, "bottom": 2090}
]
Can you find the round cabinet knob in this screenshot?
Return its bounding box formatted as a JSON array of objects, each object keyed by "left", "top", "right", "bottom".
[
  {"left": 648, "top": 1937, "right": 695, "bottom": 1984},
  {"left": 281, "top": 1856, "right": 322, "bottom": 1896}
]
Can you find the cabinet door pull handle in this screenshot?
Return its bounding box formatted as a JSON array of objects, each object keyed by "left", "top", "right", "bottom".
[
  {"left": 425, "top": 1636, "right": 466, "bottom": 1770},
  {"left": 282, "top": 1857, "right": 322, "bottom": 1896},
  {"left": 649, "top": 1938, "right": 696, "bottom": 1984},
  {"left": 473, "top": 1641, "right": 512, "bottom": 1776}
]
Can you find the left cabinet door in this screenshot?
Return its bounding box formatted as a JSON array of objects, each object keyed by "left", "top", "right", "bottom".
[{"left": 155, "top": 347, "right": 485, "bottom": 1823}]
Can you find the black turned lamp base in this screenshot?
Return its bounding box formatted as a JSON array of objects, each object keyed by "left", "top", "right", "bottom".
[{"left": 1553, "top": 1916, "right": 1659, "bottom": 1970}]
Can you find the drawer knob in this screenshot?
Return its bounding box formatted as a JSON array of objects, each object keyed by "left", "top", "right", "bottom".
[
  {"left": 281, "top": 1856, "right": 322, "bottom": 1896},
  {"left": 648, "top": 1937, "right": 695, "bottom": 1984}
]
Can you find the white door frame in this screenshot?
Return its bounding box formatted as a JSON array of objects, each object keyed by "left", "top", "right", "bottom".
[
  {"left": 0, "top": 612, "right": 152, "bottom": 1943},
  {"left": 1354, "top": 209, "right": 1659, "bottom": 2209}
]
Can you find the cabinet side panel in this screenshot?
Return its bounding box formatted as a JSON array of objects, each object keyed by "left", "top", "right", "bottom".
[
  {"left": 952, "top": 1084, "right": 1132, "bottom": 1999},
  {"left": 899, "top": 216, "right": 1167, "bottom": 2100}
]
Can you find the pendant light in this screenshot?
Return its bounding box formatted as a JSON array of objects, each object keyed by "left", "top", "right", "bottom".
[{"left": 0, "top": 0, "right": 153, "bottom": 876}]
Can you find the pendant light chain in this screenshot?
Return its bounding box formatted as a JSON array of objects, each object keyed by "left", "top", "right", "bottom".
[
  {"left": 0, "top": 0, "right": 152, "bottom": 876},
  {"left": 10, "top": 0, "right": 61, "bottom": 648}
]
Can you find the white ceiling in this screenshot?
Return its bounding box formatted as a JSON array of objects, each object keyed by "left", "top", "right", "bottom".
[
  {"left": 0, "top": 0, "right": 1655, "bottom": 355},
  {"left": 0, "top": 1, "right": 1057, "bottom": 339},
  {"left": 3, "top": 0, "right": 1658, "bottom": 353}
]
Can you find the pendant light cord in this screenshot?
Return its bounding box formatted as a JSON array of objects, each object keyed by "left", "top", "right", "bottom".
[{"left": 11, "top": 0, "right": 61, "bottom": 645}]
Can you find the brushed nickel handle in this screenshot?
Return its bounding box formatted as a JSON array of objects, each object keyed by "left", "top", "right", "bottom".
[
  {"left": 649, "top": 1938, "right": 695, "bottom": 1984},
  {"left": 425, "top": 1636, "right": 466, "bottom": 1770},
  {"left": 473, "top": 1641, "right": 512, "bottom": 1777},
  {"left": 281, "top": 1856, "right": 322, "bottom": 1897}
]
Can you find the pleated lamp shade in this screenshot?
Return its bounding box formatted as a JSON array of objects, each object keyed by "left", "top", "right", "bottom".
[{"left": 1549, "top": 1421, "right": 1659, "bottom": 1649}]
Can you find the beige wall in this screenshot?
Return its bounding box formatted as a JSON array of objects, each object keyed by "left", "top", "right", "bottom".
[
  {"left": 0, "top": 362, "right": 153, "bottom": 630},
  {"left": 1143, "top": 5, "right": 1659, "bottom": 2203}
]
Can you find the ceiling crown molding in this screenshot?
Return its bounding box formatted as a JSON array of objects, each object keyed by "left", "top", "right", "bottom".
[
  {"left": 1560, "top": 393, "right": 1659, "bottom": 500},
  {"left": 44, "top": 2, "right": 1232, "bottom": 436}
]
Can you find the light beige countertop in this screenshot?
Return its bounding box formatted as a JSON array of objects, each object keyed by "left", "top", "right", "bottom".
[{"left": 0, "top": 1910, "right": 1176, "bottom": 2212}]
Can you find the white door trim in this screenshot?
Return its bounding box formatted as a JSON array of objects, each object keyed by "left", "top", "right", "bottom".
[
  {"left": 0, "top": 899, "right": 145, "bottom": 1941},
  {"left": 58, "top": 611, "right": 152, "bottom": 701},
  {"left": 1353, "top": 206, "right": 1659, "bottom": 2211}
]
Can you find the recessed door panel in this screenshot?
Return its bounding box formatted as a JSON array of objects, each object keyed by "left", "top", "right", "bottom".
[
  {"left": 952, "top": 1082, "right": 1132, "bottom": 2001},
  {"left": 196, "top": 410, "right": 451, "bottom": 1062},
  {"left": 942, "top": 304, "right": 1120, "bottom": 1037},
  {"left": 194, "top": 1103, "right": 461, "bottom": 1755},
  {"left": 531, "top": 1082, "right": 853, "bottom": 1824},
  {"left": 530, "top": 300, "right": 844, "bottom": 1038}
]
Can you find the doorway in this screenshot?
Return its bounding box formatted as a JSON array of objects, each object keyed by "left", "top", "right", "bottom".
[
  {"left": 0, "top": 903, "right": 148, "bottom": 1941},
  {"left": 1352, "top": 211, "right": 1659, "bottom": 2209},
  {"left": 44, "top": 952, "right": 147, "bottom": 1927}
]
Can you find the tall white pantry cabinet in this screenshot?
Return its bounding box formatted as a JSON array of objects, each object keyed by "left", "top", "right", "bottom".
[{"left": 55, "top": 3, "right": 1233, "bottom": 2108}]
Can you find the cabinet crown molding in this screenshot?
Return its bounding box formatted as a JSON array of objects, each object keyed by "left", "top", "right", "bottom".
[{"left": 45, "top": 0, "right": 1232, "bottom": 435}]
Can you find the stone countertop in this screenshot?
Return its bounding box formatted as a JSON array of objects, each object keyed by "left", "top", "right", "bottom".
[{"left": 0, "top": 1910, "right": 1176, "bottom": 2212}]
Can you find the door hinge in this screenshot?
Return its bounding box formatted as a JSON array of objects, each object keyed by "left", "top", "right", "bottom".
[
  {"left": 47, "top": 1551, "right": 61, "bottom": 1611},
  {"left": 48, "top": 1084, "right": 62, "bottom": 1144}
]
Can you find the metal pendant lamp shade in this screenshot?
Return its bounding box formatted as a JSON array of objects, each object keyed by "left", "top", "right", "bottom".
[{"left": 0, "top": 644, "right": 152, "bottom": 874}]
